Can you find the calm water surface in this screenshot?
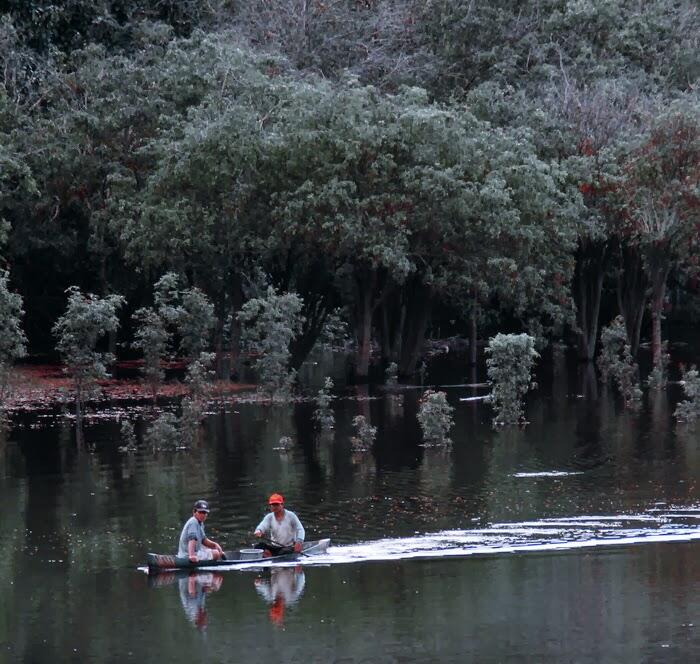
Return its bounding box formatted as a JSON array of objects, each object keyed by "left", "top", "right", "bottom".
[{"left": 1, "top": 353, "right": 699, "bottom": 662}]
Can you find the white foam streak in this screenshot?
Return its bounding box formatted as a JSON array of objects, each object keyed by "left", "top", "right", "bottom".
[
  {"left": 139, "top": 506, "right": 700, "bottom": 573},
  {"left": 512, "top": 471, "right": 584, "bottom": 477}
]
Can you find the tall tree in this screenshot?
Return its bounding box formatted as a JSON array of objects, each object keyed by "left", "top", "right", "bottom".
[{"left": 623, "top": 102, "right": 700, "bottom": 374}]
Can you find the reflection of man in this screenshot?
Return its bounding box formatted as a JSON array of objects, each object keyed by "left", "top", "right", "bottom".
[
  {"left": 178, "top": 572, "right": 223, "bottom": 631},
  {"left": 254, "top": 566, "right": 306, "bottom": 626},
  {"left": 178, "top": 500, "right": 224, "bottom": 563}
]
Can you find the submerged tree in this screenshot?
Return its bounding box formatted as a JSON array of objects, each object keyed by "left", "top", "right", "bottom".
[
  {"left": 485, "top": 333, "right": 539, "bottom": 426},
  {"left": 132, "top": 306, "right": 171, "bottom": 405},
  {"left": 350, "top": 415, "right": 376, "bottom": 452},
  {"left": 144, "top": 411, "right": 181, "bottom": 452},
  {"left": 0, "top": 268, "right": 27, "bottom": 409},
  {"left": 118, "top": 419, "right": 137, "bottom": 453},
  {"left": 238, "top": 287, "right": 304, "bottom": 399},
  {"left": 597, "top": 316, "right": 642, "bottom": 407},
  {"left": 52, "top": 287, "right": 124, "bottom": 437},
  {"left": 675, "top": 366, "right": 700, "bottom": 424},
  {"left": 417, "top": 389, "right": 454, "bottom": 446},
  {"left": 313, "top": 377, "right": 335, "bottom": 430},
  {"left": 180, "top": 351, "right": 215, "bottom": 444}
]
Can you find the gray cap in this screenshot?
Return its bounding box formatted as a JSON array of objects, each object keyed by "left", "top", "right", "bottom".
[{"left": 193, "top": 499, "right": 210, "bottom": 512}]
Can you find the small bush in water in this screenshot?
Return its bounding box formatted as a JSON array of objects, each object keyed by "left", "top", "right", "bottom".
[
  {"left": 313, "top": 377, "right": 335, "bottom": 430},
  {"left": 417, "top": 389, "right": 454, "bottom": 446},
  {"left": 144, "top": 412, "right": 181, "bottom": 451},
  {"left": 118, "top": 420, "right": 137, "bottom": 452},
  {"left": 385, "top": 362, "right": 398, "bottom": 387},
  {"left": 675, "top": 366, "right": 700, "bottom": 424},
  {"left": 179, "top": 397, "right": 203, "bottom": 445},
  {"left": 597, "top": 316, "right": 642, "bottom": 407},
  {"left": 351, "top": 415, "right": 376, "bottom": 451},
  {"left": 485, "top": 333, "right": 539, "bottom": 426}
]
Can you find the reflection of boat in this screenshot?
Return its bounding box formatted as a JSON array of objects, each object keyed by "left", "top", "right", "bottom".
[
  {"left": 255, "top": 567, "right": 306, "bottom": 626},
  {"left": 146, "top": 538, "right": 330, "bottom": 573}
]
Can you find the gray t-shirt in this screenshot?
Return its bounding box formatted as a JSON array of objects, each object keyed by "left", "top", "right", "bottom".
[
  {"left": 255, "top": 509, "right": 305, "bottom": 547},
  {"left": 178, "top": 516, "right": 206, "bottom": 557}
]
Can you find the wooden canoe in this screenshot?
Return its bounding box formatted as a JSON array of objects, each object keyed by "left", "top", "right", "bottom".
[{"left": 146, "top": 538, "right": 330, "bottom": 572}]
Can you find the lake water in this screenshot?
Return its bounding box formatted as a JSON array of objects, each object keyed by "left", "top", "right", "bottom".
[{"left": 1, "top": 352, "right": 699, "bottom": 662}]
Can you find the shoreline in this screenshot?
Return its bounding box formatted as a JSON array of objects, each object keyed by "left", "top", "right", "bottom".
[{"left": 4, "top": 364, "right": 256, "bottom": 413}]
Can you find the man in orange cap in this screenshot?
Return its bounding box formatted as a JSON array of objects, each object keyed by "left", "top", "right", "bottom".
[{"left": 254, "top": 493, "right": 305, "bottom": 555}]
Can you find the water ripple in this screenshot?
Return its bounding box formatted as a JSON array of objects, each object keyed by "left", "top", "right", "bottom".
[{"left": 274, "top": 506, "right": 700, "bottom": 568}]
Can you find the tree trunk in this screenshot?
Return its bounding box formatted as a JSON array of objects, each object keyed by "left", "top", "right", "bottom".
[
  {"left": 289, "top": 293, "right": 331, "bottom": 371},
  {"left": 75, "top": 381, "right": 84, "bottom": 448},
  {"left": 649, "top": 265, "right": 670, "bottom": 369},
  {"left": 378, "top": 283, "right": 404, "bottom": 364},
  {"left": 574, "top": 241, "right": 608, "bottom": 361},
  {"left": 398, "top": 281, "right": 432, "bottom": 377},
  {"left": 616, "top": 244, "right": 647, "bottom": 357},
  {"left": 353, "top": 270, "right": 376, "bottom": 380},
  {"left": 227, "top": 273, "right": 244, "bottom": 380},
  {"left": 468, "top": 295, "right": 478, "bottom": 366}
]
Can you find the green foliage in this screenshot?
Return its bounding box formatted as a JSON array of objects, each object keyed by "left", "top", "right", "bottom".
[
  {"left": 118, "top": 419, "right": 137, "bottom": 453},
  {"left": 1, "top": 0, "right": 698, "bottom": 383},
  {"left": 675, "top": 366, "right": 700, "bottom": 424},
  {"left": 238, "top": 287, "right": 304, "bottom": 399},
  {"left": 177, "top": 287, "right": 216, "bottom": 360},
  {"left": 234, "top": 0, "right": 436, "bottom": 88},
  {"left": 486, "top": 333, "right": 539, "bottom": 426},
  {"left": 315, "top": 310, "right": 351, "bottom": 351},
  {"left": 351, "top": 415, "right": 376, "bottom": 452},
  {"left": 422, "top": 0, "right": 699, "bottom": 95},
  {"left": 2, "top": 0, "right": 218, "bottom": 53},
  {"left": 0, "top": 268, "right": 26, "bottom": 403},
  {"left": 151, "top": 273, "right": 215, "bottom": 360},
  {"left": 179, "top": 352, "right": 215, "bottom": 443},
  {"left": 179, "top": 397, "right": 201, "bottom": 446},
  {"left": 52, "top": 286, "right": 124, "bottom": 418},
  {"left": 417, "top": 389, "right": 454, "bottom": 446},
  {"left": 132, "top": 306, "right": 170, "bottom": 399},
  {"left": 153, "top": 273, "right": 183, "bottom": 328},
  {"left": 313, "top": 377, "right": 335, "bottom": 430},
  {"left": 144, "top": 411, "right": 181, "bottom": 451},
  {"left": 184, "top": 352, "right": 215, "bottom": 403},
  {"left": 597, "top": 316, "right": 642, "bottom": 407}
]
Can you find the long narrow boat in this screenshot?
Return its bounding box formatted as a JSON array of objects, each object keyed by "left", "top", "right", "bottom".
[{"left": 146, "top": 538, "right": 330, "bottom": 573}]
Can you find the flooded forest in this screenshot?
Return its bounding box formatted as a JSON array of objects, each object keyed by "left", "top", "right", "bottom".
[{"left": 1, "top": 2, "right": 699, "bottom": 662}]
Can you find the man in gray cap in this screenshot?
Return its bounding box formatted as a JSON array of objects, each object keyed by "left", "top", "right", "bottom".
[{"left": 178, "top": 500, "right": 224, "bottom": 563}]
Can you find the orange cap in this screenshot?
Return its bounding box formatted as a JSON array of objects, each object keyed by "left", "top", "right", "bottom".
[{"left": 268, "top": 493, "right": 284, "bottom": 505}]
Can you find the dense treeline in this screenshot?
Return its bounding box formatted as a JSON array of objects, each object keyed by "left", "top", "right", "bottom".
[{"left": 0, "top": 1, "right": 698, "bottom": 381}]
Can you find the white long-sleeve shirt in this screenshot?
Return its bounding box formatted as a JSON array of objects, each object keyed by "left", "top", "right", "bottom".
[{"left": 255, "top": 509, "right": 305, "bottom": 547}]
